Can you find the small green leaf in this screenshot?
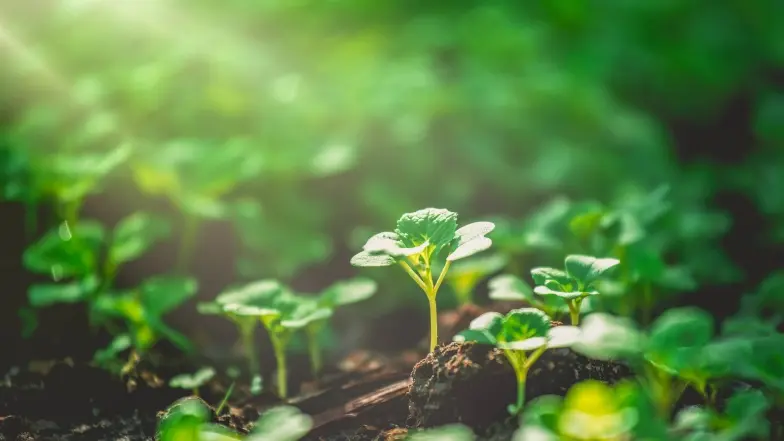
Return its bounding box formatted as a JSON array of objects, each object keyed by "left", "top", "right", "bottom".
[
  {"left": 453, "top": 221, "right": 495, "bottom": 246},
  {"left": 454, "top": 312, "right": 503, "bottom": 345},
  {"left": 395, "top": 208, "right": 458, "bottom": 253},
  {"left": 247, "top": 406, "right": 313, "bottom": 441},
  {"left": 169, "top": 367, "right": 216, "bottom": 389},
  {"left": 140, "top": 276, "right": 198, "bottom": 317},
  {"left": 564, "top": 255, "right": 621, "bottom": 285},
  {"left": 109, "top": 212, "right": 170, "bottom": 264},
  {"left": 350, "top": 250, "right": 396, "bottom": 267},
  {"left": 488, "top": 274, "right": 534, "bottom": 302},
  {"left": 447, "top": 237, "right": 492, "bottom": 261},
  {"left": 281, "top": 301, "right": 332, "bottom": 329},
  {"left": 94, "top": 333, "right": 132, "bottom": 364},
  {"left": 500, "top": 308, "right": 551, "bottom": 344},
  {"left": 407, "top": 423, "right": 475, "bottom": 441},
  {"left": 319, "top": 277, "right": 377, "bottom": 307},
  {"left": 23, "top": 221, "right": 106, "bottom": 277},
  {"left": 646, "top": 307, "right": 714, "bottom": 374},
  {"left": 572, "top": 313, "right": 644, "bottom": 361},
  {"left": 530, "top": 267, "right": 571, "bottom": 286},
  {"left": 157, "top": 396, "right": 210, "bottom": 441},
  {"left": 28, "top": 276, "right": 99, "bottom": 307},
  {"left": 216, "top": 279, "right": 284, "bottom": 307}
]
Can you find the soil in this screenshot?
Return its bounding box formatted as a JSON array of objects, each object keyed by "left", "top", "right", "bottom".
[{"left": 0, "top": 303, "right": 763, "bottom": 441}]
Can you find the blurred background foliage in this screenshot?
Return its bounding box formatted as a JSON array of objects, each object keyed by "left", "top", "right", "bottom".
[{"left": 0, "top": 0, "right": 782, "bottom": 362}]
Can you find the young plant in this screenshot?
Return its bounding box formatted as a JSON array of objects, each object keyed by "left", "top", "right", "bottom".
[
  {"left": 454, "top": 308, "right": 580, "bottom": 415},
  {"left": 169, "top": 367, "right": 216, "bottom": 397},
  {"left": 286, "top": 277, "right": 377, "bottom": 379},
  {"left": 200, "top": 279, "right": 312, "bottom": 398},
  {"left": 530, "top": 255, "right": 620, "bottom": 325},
  {"left": 444, "top": 253, "right": 507, "bottom": 306},
  {"left": 91, "top": 275, "right": 199, "bottom": 356},
  {"left": 487, "top": 274, "right": 568, "bottom": 320},
  {"left": 351, "top": 208, "right": 495, "bottom": 351}
]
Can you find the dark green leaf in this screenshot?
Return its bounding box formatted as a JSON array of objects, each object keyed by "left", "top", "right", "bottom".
[
  {"left": 109, "top": 212, "right": 170, "bottom": 264},
  {"left": 140, "top": 276, "right": 198, "bottom": 317},
  {"left": 500, "top": 308, "right": 551, "bottom": 344},
  {"left": 530, "top": 267, "right": 571, "bottom": 286}
]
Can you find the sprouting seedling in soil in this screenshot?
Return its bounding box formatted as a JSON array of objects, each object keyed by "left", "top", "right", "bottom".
[
  {"left": 351, "top": 208, "right": 495, "bottom": 352},
  {"left": 530, "top": 255, "right": 620, "bottom": 325},
  {"left": 444, "top": 253, "right": 507, "bottom": 306},
  {"left": 454, "top": 308, "right": 580, "bottom": 415},
  {"left": 286, "top": 277, "right": 377, "bottom": 380},
  {"left": 197, "top": 280, "right": 285, "bottom": 387},
  {"left": 169, "top": 367, "right": 216, "bottom": 397},
  {"left": 487, "top": 274, "right": 568, "bottom": 320},
  {"left": 200, "top": 279, "right": 309, "bottom": 398}
]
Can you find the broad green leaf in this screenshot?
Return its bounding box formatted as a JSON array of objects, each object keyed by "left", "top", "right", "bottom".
[
  {"left": 530, "top": 267, "right": 571, "bottom": 286},
  {"left": 157, "top": 396, "right": 210, "bottom": 441},
  {"left": 223, "top": 303, "right": 282, "bottom": 319},
  {"left": 454, "top": 311, "right": 503, "bottom": 345},
  {"left": 350, "top": 250, "right": 396, "bottom": 267},
  {"left": 28, "top": 275, "right": 99, "bottom": 307},
  {"left": 488, "top": 274, "right": 534, "bottom": 302},
  {"left": 109, "top": 212, "right": 171, "bottom": 264},
  {"left": 447, "top": 236, "right": 492, "bottom": 261},
  {"left": 365, "top": 237, "right": 429, "bottom": 257},
  {"left": 395, "top": 208, "right": 458, "bottom": 253},
  {"left": 319, "top": 277, "right": 377, "bottom": 307},
  {"left": 141, "top": 276, "right": 198, "bottom": 317},
  {"left": 498, "top": 336, "right": 548, "bottom": 351},
  {"left": 169, "top": 367, "right": 216, "bottom": 389},
  {"left": 361, "top": 231, "right": 399, "bottom": 249},
  {"left": 572, "top": 313, "right": 644, "bottom": 361},
  {"left": 723, "top": 389, "right": 770, "bottom": 438},
  {"left": 564, "top": 255, "right": 621, "bottom": 285},
  {"left": 546, "top": 326, "right": 581, "bottom": 348},
  {"left": 407, "top": 423, "right": 475, "bottom": 441},
  {"left": 453, "top": 329, "right": 497, "bottom": 345},
  {"left": 215, "top": 279, "right": 284, "bottom": 307},
  {"left": 247, "top": 405, "right": 313, "bottom": 441},
  {"left": 281, "top": 301, "right": 332, "bottom": 329},
  {"left": 23, "top": 221, "right": 106, "bottom": 277},
  {"left": 646, "top": 307, "right": 714, "bottom": 373},
  {"left": 500, "top": 308, "right": 551, "bottom": 343}
]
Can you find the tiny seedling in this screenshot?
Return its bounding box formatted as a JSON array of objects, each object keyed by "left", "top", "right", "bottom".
[
  {"left": 530, "top": 255, "right": 620, "bottom": 325},
  {"left": 487, "top": 274, "right": 568, "bottom": 320},
  {"left": 444, "top": 253, "right": 507, "bottom": 306},
  {"left": 351, "top": 208, "right": 495, "bottom": 352},
  {"left": 286, "top": 277, "right": 377, "bottom": 379},
  {"left": 454, "top": 308, "right": 580, "bottom": 415},
  {"left": 169, "top": 367, "right": 216, "bottom": 397}
]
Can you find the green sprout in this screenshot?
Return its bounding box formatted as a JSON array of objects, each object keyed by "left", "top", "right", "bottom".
[
  {"left": 444, "top": 254, "right": 507, "bottom": 306},
  {"left": 351, "top": 208, "right": 495, "bottom": 352},
  {"left": 199, "top": 280, "right": 309, "bottom": 398},
  {"left": 169, "top": 367, "right": 216, "bottom": 397},
  {"left": 287, "top": 278, "right": 377, "bottom": 380},
  {"left": 530, "top": 255, "right": 620, "bottom": 325},
  {"left": 487, "top": 274, "right": 568, "bottom": 320},
  {"left": 454, "top": 308, "right": 580, "bottom": 415},
  {"left": 91, "top": 275, "right": 199, "bottom": 356}
]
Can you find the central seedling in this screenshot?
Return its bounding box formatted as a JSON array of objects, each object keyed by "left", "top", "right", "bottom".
[
  {"left": 454, "top": 308, "right": 580, "bottom": 415},
  {"left": 351, "top": 208, "right": 495, "bottom": 352}
]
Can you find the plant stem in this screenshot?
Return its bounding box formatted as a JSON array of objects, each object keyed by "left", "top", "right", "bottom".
[
  {"left": 215, "top": 381, "right": 235, "bottom": 416},
  {"left": 515, "top": 370, "right": 528, "bottom": 414},
  {"left": 271, "top": 335, "right": 288, "bottom": 398},
  {"left": 239, "top": 324, "right": 258, "bottom": 380},
  {"left": 433, "top": 260, "right": 451, "bottom": 295},
  {"left": 427, "top": 294, "right": 438, "bottom": 352},
  {"left": 568, "top": 300, "right": 580, "bottom": 325},
  {"left": 399, "top": 261, "right": 429, "bottom": 293},
  {"left": 176, "top": 215, "right": 199, "bottom": 274},
  {"left": 306, "top": 326, "right": 322, "bottom": 380}
]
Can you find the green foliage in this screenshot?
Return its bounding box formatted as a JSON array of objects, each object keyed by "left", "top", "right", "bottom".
[
  {"left": 454, "top": 308, "right": 579, "bottom": 415},
  {"left": 531, "top": 255, "right": 620, "bottom": 325},
  {"left": 445, "top": 254, "right": 507, "bottom": 306},
  {"left": 352, "top": 208, "right": 495, "bottom": 351},
  {"left": 169, "top": 367, "right": 216, "bottom": 393},
  {"left": 406, "top": 424, "right": 475, "bottom": 441}
]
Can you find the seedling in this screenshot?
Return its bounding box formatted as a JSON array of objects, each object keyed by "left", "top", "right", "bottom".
[
  {"left": 286, "top": 277, "right": 377, "bottom": 379},
  {"left": 351, "top": 208, "right": 495, "bottom": 351},
  {"left": 444, "top": 254, "right": 507, "bottom": 306},
  {"left": 454, "top": 308, "right": 580, "bottom": 415},
  {"left": 199, "top": 279, "right": 311, "bottom": 398},
  {"left": 169, "top": 367, "right": 216, "bottom": 397},
  {"left": 487, "top": 274, "right": 568, "bottom": 320},
  {"left": 530, "top": 255, "right": 620, "bottom": 325},
  {"left": 91, "top": 275, "right": 199, "bottom": 356}
]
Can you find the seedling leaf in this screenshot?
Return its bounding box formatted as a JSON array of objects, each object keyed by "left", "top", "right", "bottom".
[
  {"left": 395, "top": 208, "right": 458, "bottom": 253},
  {"left": 453, "top": 221, "right": 495, "bottom": 246},
  {"left": 488, "top": 274, "right": 534, "bottom": 302},
  {"left": 319, "top": 277, "right": 378, "bottom": 307},
  {"left": 350, "top": 250, "right": 396, "bottom": 267},
  {"left": 447, "top": 236, "right": 492, "bottom": 261},
  {"left": 572, "top": 313, "right": 644, "bottom": 361},
  {"left": 564, "top": 255, "right": 621, "bottom": 285},
  {"left": 534, "top": 285, "right": 589, "bottom": 300},
  {"left": 247, "top": 405, "right": 313, "bottom": 441},
  {"left": 530, "top": 268, "right": 571, "bottom": 286},
  {"left": 109, "top": 212, "right": 171, "bottom": 264},
  {"left": 141, "top": 276, "right": 198, "bottom": 317},
  {"left": 500, "top": 308, "right": 551, "bottom": 343},
  {"left": 28, "top": 275, "right": 99, "bottom": 307},
  {"left": 169, "top": 367, "right": 216, "bottom": 390}
]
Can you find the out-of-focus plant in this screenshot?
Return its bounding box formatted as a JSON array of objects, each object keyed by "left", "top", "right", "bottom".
[
  {"left": 443, "top": 253, "right": 507, "bottom": 306},
  {"left": 530, "top": 255, "right": 621, "bottom": 325},
  {"left": 454, "top": 308, "right": 580, "bottom": 415},
  {"left": 488, "top": 274, "right": 568, "bottom": 321},
  {"left": 169, "top": 367, "right": 216, "bottom": 397},
  {"left": 351, "top": 208, "right": 495, "bottom": 352}
]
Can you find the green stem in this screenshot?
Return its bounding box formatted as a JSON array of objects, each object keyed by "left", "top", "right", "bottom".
[
  {"left": 176, "top": 215, "right": 199, "bottom": 274},
  {"left": 433, "top": 260, "right": 451, "bottom": 295},
  {"left": 399, "top": 260, "right": 429, "bottom": 293},
  {"left": 515, "top": 370, "right": 528, "bottom": 414},
  {"left": 215, "top": 381, "right": 235, "bottom": 416},
  {"left": 239, "top": 324, "right": 258, "bottom": 379},
  {"left": 567, "top": 300, "right": 580, "bottom": 325},
  {"left": 427, "top": 294, "right": 438, "bottom": 352},
  {"left": 306, "top": 326, "right": 322, "bottom": 380},
  {"left": 271, "top": 335, "right": 288, "bottom": 398}
]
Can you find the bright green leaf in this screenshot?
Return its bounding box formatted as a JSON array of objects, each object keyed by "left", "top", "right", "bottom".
[
  {"left": 247, "top": 406, "right": 313, "bottom": 441},
  {"left": 109, "top": 212, "right": 170, "bottom": 264},
  {"left": 140, "top": 276, "right": 198, "bottom": 317},
  {"left": 395, "top": 208, "right": 458, "bottom": 253},
  {"left": 564, "top": 255, "right": 621, "bottom": 285},
  {"left": 28, "top": 275, "right": 99, "bottom": 307}
]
